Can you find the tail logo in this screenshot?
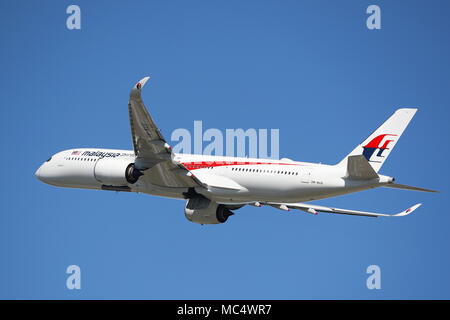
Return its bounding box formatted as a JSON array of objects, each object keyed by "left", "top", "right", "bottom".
[{"left": 362, "top": 134, "right": 397, "bottom": 163}]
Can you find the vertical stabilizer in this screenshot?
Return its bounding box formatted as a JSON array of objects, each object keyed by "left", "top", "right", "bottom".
[{"left": 338, "top": 108, "right": 417, "bottom": 172}]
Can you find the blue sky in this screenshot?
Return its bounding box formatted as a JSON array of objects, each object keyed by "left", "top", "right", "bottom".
[{"left": 1, "top": 0, "right": 449, "bottom": 299}]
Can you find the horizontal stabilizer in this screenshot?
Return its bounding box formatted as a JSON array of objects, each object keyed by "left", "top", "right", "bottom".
[
  {"left": 346, "top": 155, "right": 379, "bottom": 180},
  {"left": 384, "top": 183, "right": 438, "bottom": 193}
]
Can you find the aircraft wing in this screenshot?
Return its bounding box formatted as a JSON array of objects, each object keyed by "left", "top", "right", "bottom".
[
  {"left": 264, "top": 202, "right": 422, "bottom": 217},
  {"left": 128, "top": 77, "right": 201, "bottom": 188}
]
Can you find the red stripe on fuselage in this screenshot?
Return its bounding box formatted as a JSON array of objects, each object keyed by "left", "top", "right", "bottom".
[{"left": 181, "top": 161, "right": 303, "bottom": 171}]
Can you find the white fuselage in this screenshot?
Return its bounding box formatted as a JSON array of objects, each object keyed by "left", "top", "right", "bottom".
[{"left": 35, "top": 148, "right": 392, "bottom": 204}]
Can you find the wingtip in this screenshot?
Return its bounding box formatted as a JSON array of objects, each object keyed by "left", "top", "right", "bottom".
[
  {"left": 136, "top": 76, "right": 150, "bottom": 89},
  {"left": 396, "top": 203, "right": 422, "bottom": 216},
  {"left": 395, "top": 107, "right": 418, "bottom": 114},
  {"left": 130, "top": 76, "right": 151, "bottom": 97}
]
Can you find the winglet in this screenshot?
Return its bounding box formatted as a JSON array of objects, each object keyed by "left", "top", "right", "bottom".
[
  {"left": 130, "top": 76, "right": 150, "bottom": 98},
  {"left": 394, "top": 203, "right": 422, "bottom": 217}
]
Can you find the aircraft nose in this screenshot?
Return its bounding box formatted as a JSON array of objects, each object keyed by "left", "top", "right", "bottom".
[
  {"left": 35, "top": 159, "right": 65, "bottom": 186},
  {"left": 35, "top": 164, "right": 43, "bottom": 181}
]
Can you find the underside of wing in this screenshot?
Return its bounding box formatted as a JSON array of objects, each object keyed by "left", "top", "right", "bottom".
[
  {"left": 192, "top": 171, "right": 244, "bottom": 191},
  {"left": 128, "top": 77, "right": 201, "bottom": 188},
  {"left": 263, "top": 202, "right": 422, "bottom": 217}
]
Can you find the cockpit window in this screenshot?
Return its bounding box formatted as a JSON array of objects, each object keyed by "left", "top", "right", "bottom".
[{"left": 46, "top": 157, "right": 52, "bottom": 162}]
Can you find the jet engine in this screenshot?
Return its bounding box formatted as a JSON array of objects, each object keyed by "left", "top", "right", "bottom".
[
  {"left": 94, "top": 157, "right": 143, "bottom": 186},
  {"left": 184, "top": 197, "right": 234, "bottom": 224}
]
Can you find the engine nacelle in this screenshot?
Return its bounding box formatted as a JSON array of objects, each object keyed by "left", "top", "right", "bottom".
[
  {"left": 94, "top": 157, "right": 142, "bottom": 186},
  {"left": 184, "top": 197, "right": 234, "bottom": 224}
]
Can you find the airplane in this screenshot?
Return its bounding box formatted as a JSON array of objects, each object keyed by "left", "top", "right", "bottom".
[{"left": 35, "top": 77, "right": 437, "bottom": 224}]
